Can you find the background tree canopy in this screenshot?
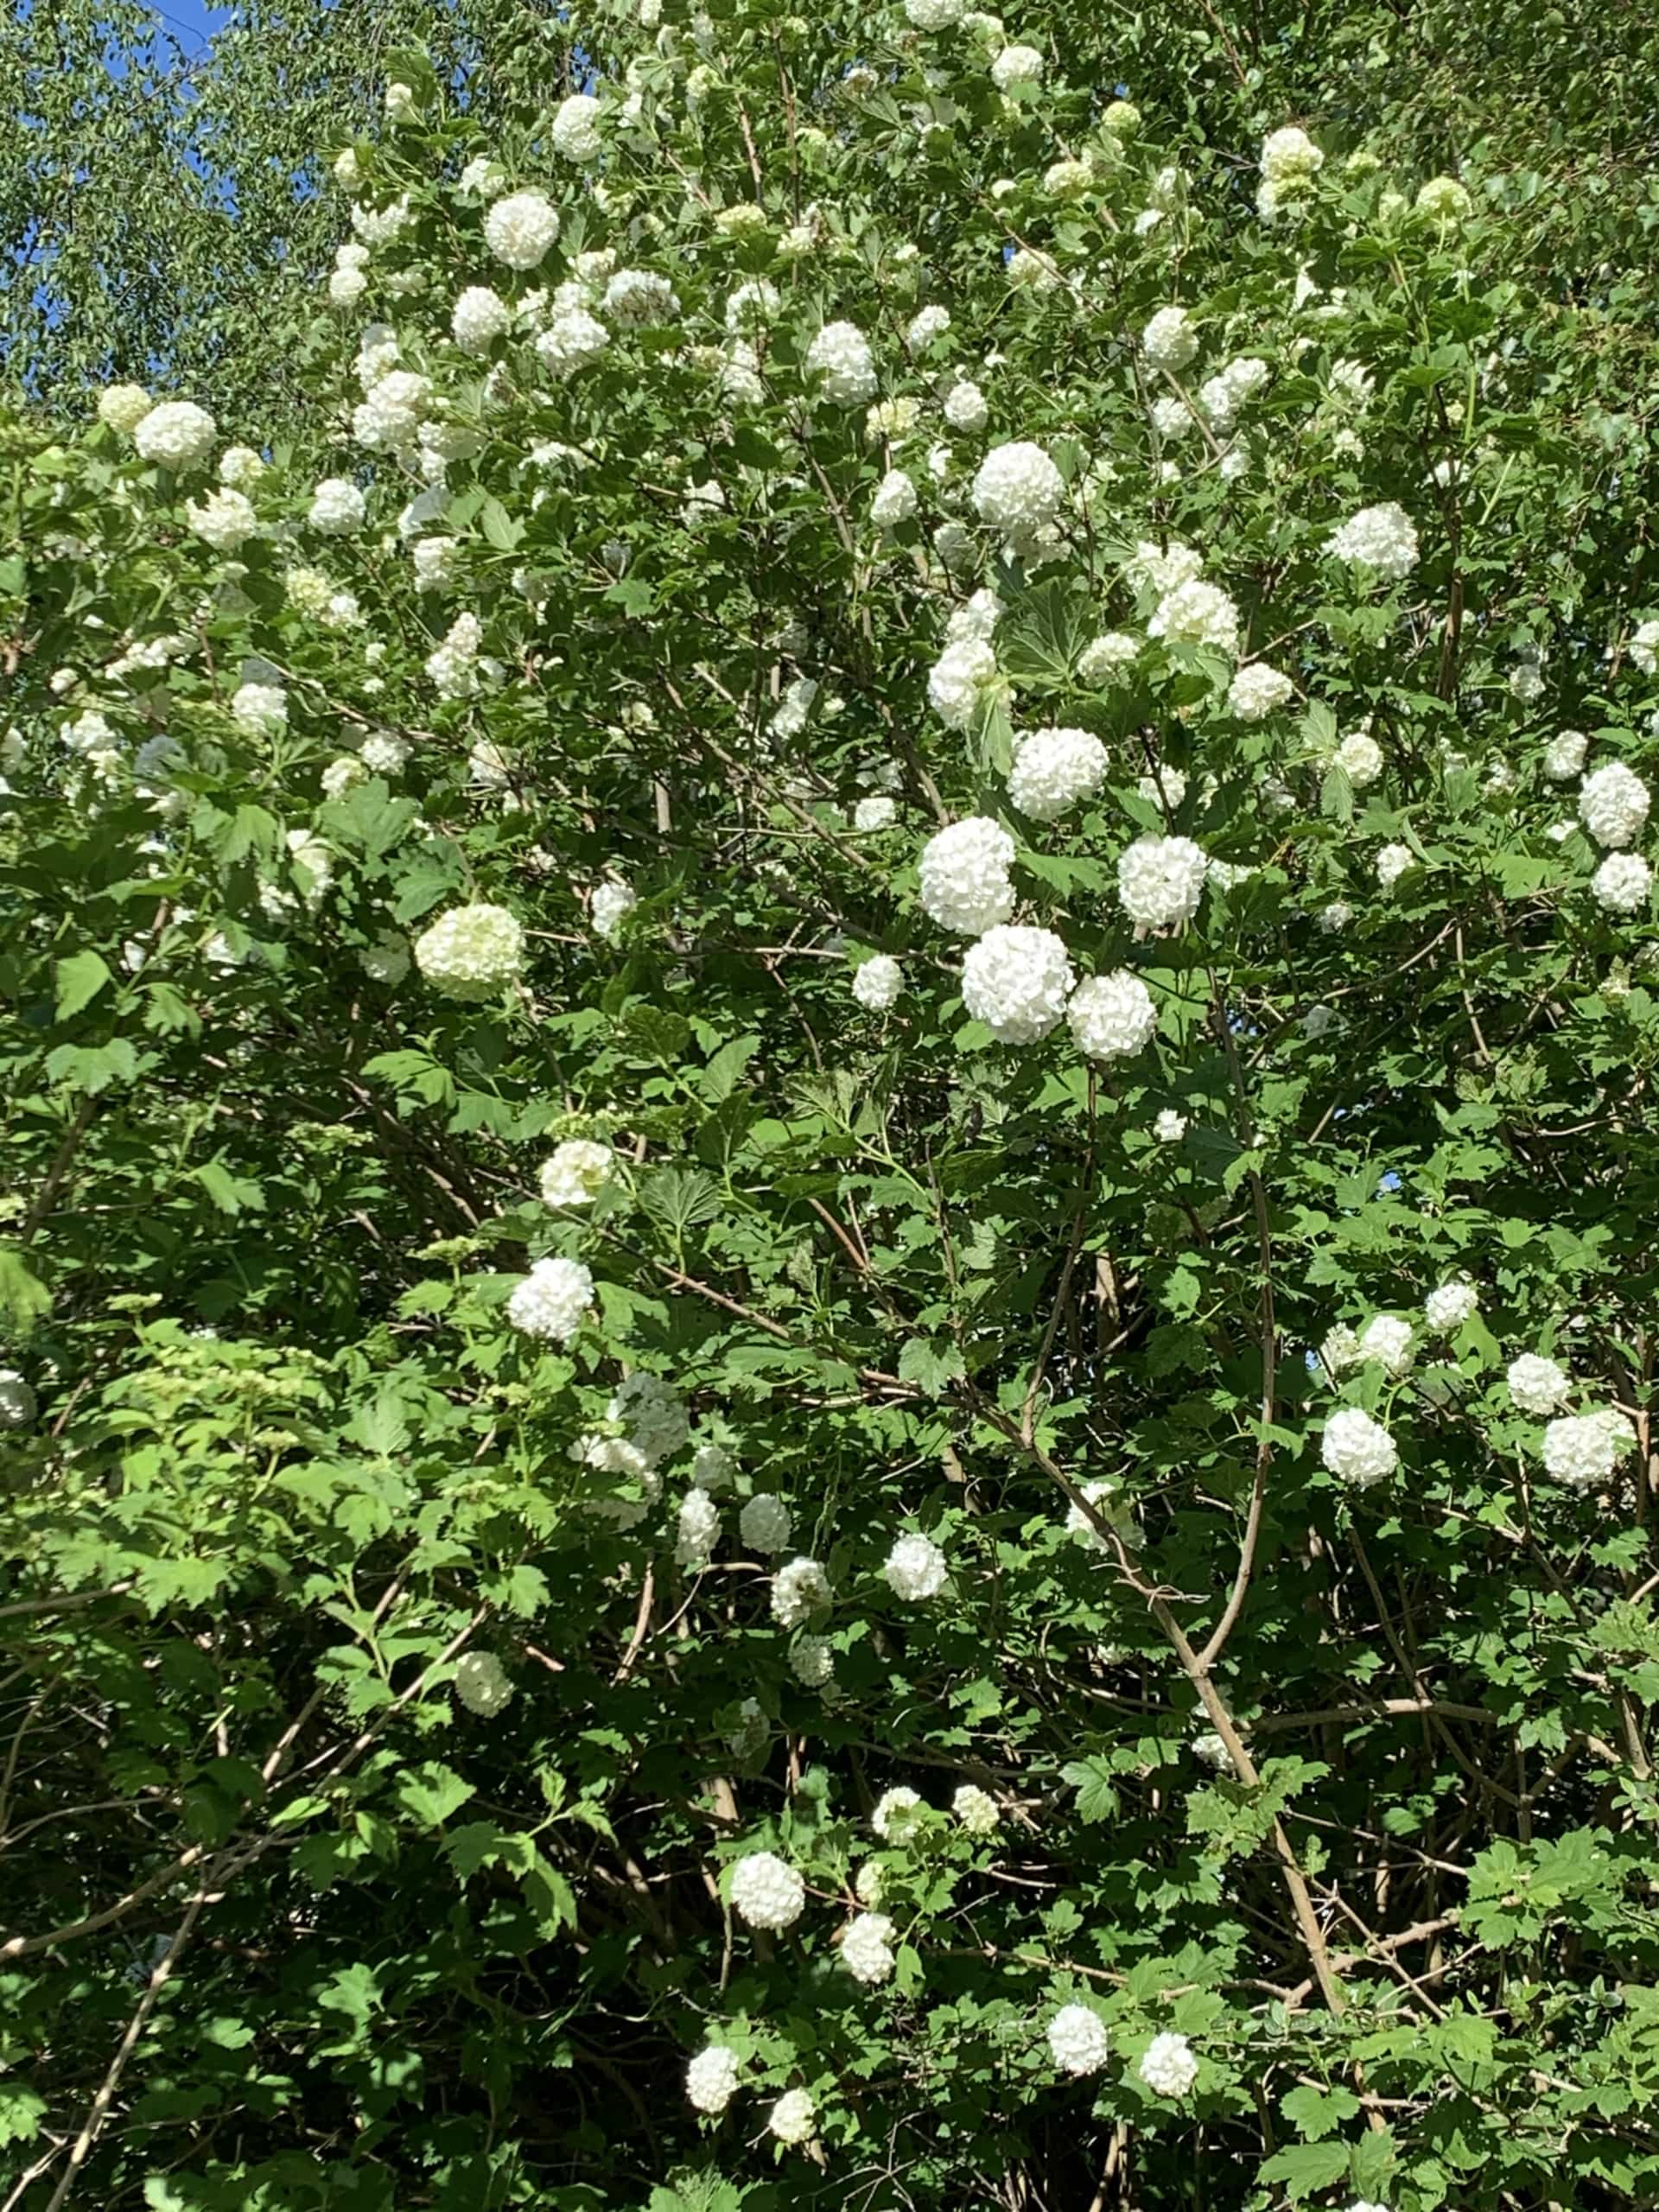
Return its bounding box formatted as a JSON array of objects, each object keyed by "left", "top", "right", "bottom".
[{"left": 4, "top": 3, "right": 1659, "bottom": 2211}]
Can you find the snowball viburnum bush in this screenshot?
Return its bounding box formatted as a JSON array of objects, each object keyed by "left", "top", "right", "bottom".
[{"left": 12, "top": 15, "right": 1659, "bottom": 2209}]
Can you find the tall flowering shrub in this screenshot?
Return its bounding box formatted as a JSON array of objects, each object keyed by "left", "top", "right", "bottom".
[{"left": 3, "top": 9, "right": 1659, "bottom": 2210}]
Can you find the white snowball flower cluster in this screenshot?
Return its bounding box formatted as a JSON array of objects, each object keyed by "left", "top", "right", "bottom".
[
  {"left": 591, "top": 878, "right": 638, "bottom": 942},
  {"left": 951, "top": 1783, "right": 1000, "bottom": 1834},
  {"left": 308, "top": 478, "right": 366, "bottom": 535},
  {"left": 231, "top": 680, "right": 287, "bottom": 738},
  {"left": 602, "top": 268, "right": 681, "bottom": 325},
  {"left": 791, "top": 1634, "right": 836, "bottom": 1688},
  {"left": 1117, "top": 836, "right": 1208, "bottom": 930},
  {"left": 1357, "top": 1314, "right": 1414, "bottom": 1374},
  {"left": 1143, "top": 306, "right": 1198, "bottom": 372},
  {"left": 1593, "top": 853, "right": 1652, "bottom": 913},
  {"left": 920, "top": 817, "right": 1016, "bottom": 934},
  {"left": 540, "top": 1139, "right": 613, "bottom": 1208},
  {"left": 185, "top": 488, "right": 257, "bottom": 554},
  {"left": 1424, "top": 1280, "right": 1479, "bottom": 1333},
  {"left": 452, "top": 285, "right": 511, "bottom": 352},
  {"left": 1542, "top": 1414, "right": 1624, "bottom": 1492},
  {"left": 767, "top": 2089, "right": 816, "bottom": 2145},
  {"left": 537, "top": 307, "right": 610, "bottom": 378},
  {"left": 730, "top": 1850, "right": 805, "bottom": 1929},
  {"left": 1337, "top": 729, "right": 1384, "bottom": 788},
  {"left": 772, "top": 1555, "right": 832, "bottom": 1626},
  {"left": 1007, "top": 727, "right": 1108, "bottom": 822},
  {"left": 353, "top": 370, "right": 434, "bottom": 453},
  {"left": 1545, "top": 729, "right": 1588, "bottom": 781},
  {"left": 685, "top": 2045, "right": 741, "bottom": 2114},
  {"left": 944, "top": 379, "right": 989, "bottom": 433},
  {"left": 485, "top": 190, "right": 561, "bottom": 269},
  {"left": 990, "top": 41, "right": 1044, "bottom": 88},
  {"left": 1630, "top": 620, "right": 1659, "bottom": 677},
  {"left": 1261, "top": 124, "right": 1324, "bottom": 199},
  {"left": 1198, "top": 354, "right": 1269, "bottom": 431},
  {"left": 1148, "top": 579, "right": 1240, "bottom": 657},
  {"left": 551, "top": 91, "right": 603, "bottom": 161},
  {"left": 0, "top": 1370, "right": 38, "bottom": 1428},
  {"left": 98, "top": 382, "right": 154, "bottom": 435},
  {"left": 1579, "top": 760, "right": 1650, "bottom": 849},
  {"left": 132, "top": 399, "right": 217, "bottom": 471},
  {"left": 907, "top": 302, "right": 952, "bottom": 348},
  {"left": 1376, "top": 842, "right": 1416, "bottom": 891},
  {"left": 1192, "top": 1731, "right": 1234, "bottom": 1772},
  {"left": 872, "top": 469, "right": 919, "bottom": 528},
  {"left": 806, "top": 321, "right": 879, "bottom": 406},
  {"left": 883, "top": 1532, "right": 948, "bottom": 1600},
  {"left": 691, "top": 1442, "right": 734, "bottom": 1495},
  {"left": 741, "top": 1492, "right": 791, "bottom": 1552},
  {"left": 855, "top": 796, "right": 897, "bottom": 831},
  {"left": 1078, "top": 632, "right": 1140, "bottom": 684},
  {"left": 1154, "top": 1109, "right": 1188, "bottom": 1142},
  {"left": 1048, "top": 2005, "right": 1110, "bottom": 2075},
  {"left": 610, "top": 1370, "right": 689, "bottom": 1468},
  {"left": 1508, "top": 1353, "right": 1570, "bottom": 1414},
  {"left": 676, "top": 1490, "right": 721, "bottom": 1570},
  {"left": 505, "top": 1255, "right": 594, "bottom": 1344},
  {"left": 1320, "top": 1407, "right": 1399, "bottom": 1488},
  {"left": 928, "top": 638, "right": 999, "bottom": 731},
  {"left": 971, "top": 442, "right": 1065, "bottom": 534},
  {"left": 414, "top": 903, "right": 524, "bottom": 1001},
  {"left": 853, "top": 954, "right": 904, "bottom": 1011},
  {"left": 963, "top": 925, "right": 1075, "bottom": 1043},
  {"left": 1329, "top": 501, "right": 1420, "bottom": 581},
  {"left": 872, "top": 1787, "right": 926, "bottom": 1843},
  {"left": 726, "top": 278, "right": 780, "bottom": 333},
  {"left": 454, "top": 1650, "right": 514, "bottom": 1717},
  {"left": 841, "top": 1911, "right": 897, "bottom": 1985},
  {"left": 1069, "top": 971, "right": 1157, "bottom": 1063},
  {"left": 1139, "top": 2031, "right": 1199, "bottom": 2098},
  {"left": 1228, "top": 663, "right": 1294, "bottom": 720}
]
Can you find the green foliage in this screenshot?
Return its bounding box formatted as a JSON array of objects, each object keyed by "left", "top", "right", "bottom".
[{"left": 4, "top": 3, "right": 1659, "bottom": 2209}]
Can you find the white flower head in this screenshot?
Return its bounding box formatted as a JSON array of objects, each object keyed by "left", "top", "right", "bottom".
[
  {"left": 505, "top": 1255, "right": 594, "bottom": 1344},
  {"left": 454, "top": 1649, "right": 514, "bottom": 1717},
  {"left": 414, "top": 903, "right": 524, "bottom": 1000},
  {"left": 841, "top": 1911, "right": 897, "bottom": 1985},
  {"left": 1424, "top": 1280, "right": 1479, "bottom": 1333},
  {"left": 1357, "top": 1314, "right": 1414, "bottom": 1375},
  {"left": 1320, "top": 1407, "right": 1398, "bottom": 1488},
  {"left": 1007, "top": 727, "right": 1108, "bottom": 822},
  {"left": 1542, "top": 1413, "right": 1625, "bottom": 1492},
  {"left": 1508, "top": 1352, "right": 1570, "bottom": 1415},
  {"left": 552, "top": 91, "right": 603, "bottom": 162},
  {"left": 1329, "top": 501, "right": 1419, "bottom": 581},
  {"left": 972, "top": 441, "right": 1065, "bottom": 534},
  {"left": 686, "top": 2044, "right": 741, "bottom": 2113},
  {"left": 1139, "top": 2031, "right": 1199, "bottom": 2098},
  {"left": 883, "top": 1531, "right": 948, "bottom": 1599},
  {"left": 1579, "top": 760, "right": 1650, "bottom": 850},
  {"left": 919, "top": 817, "right": 1016, "bottom": 935},
  {"left": 132, "top": 399, "right": 217, "bottom": 471},
  {"left": 485, "top": 190, "right": 561, "bottom": 269},
  {"left": 962, "top": 925, "right": 1075, "bottom": 1043},
  {"left": 730, "top": 1850, "right": 805, "bottom": 1929},
  {"left": 1048, "top": 2005, "right": 1110, "bottom": 2076},
  {"left": 740, "top": 1492, "right": 791, "bottom": 1552},
  {"left": 952, "top": 1783, "right": 1000, "bottom": 1834},
  {"left": 806, "top": 320, "right": 879, "bottom": 407},
  {"left": 853, "top": 954, "right": 904, "bottom": 1012},
  {"left": 768, "top": 2088, "right": 817, "bottom": 2144},
  {"left": 872, "top": 1786, "right": 926, "bottom": 1842},
  {"left": 541, "top": 1139, "right": 614, "bottom": 1208},
  {"left": 1593, "top": 853, "right": 1652, "bottom": 914},
  {"left": 1229, "top": 664, "right": 1294, "bottom": 721},
  {"left": 772, "top": 1555, "right": 832, "bottom": 1627},
  {"left": 1117, "top": 836, "right": 1207, "bottom": 930},
  {"left": 1069, "top": 969, "right": 1157, "bottom": 1062}
]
